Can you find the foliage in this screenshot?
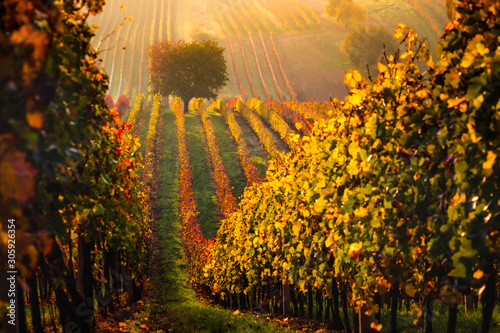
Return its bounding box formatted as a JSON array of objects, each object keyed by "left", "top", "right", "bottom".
[
  {"left": 247, "top": 98, "right": 298, "bottom": 151},
  {"left": 105, "top": 93, "right": 115, "bottom": 109},
  {"left": 147, "top": 40, "right": 229, "bottom": 113},
  {"left": 173, "top": 98, "right": 212, "bottom": 284},
  {"left": 127, "top": 93, "right": 145, "bottom": 132},
  {"left": 200, "top": 1, "right": 500, "bottom": 331},
  {"left": 115, "top": 94, "right": 131, "bottom": 118},
  {"left": 341, "top": 25, "right": 398, "bottom": 76},
  {"left": 233, "top": 99, "right": 282, "bottom": 161},
  {"left": 211, "top": 100, "right": 263, "bottom": 186},
  {"left": 325, "top": 0, "right": 367, "bottom": 28},
  {"left": 0, "top": 0, "right": 150, "bottom": 329}
]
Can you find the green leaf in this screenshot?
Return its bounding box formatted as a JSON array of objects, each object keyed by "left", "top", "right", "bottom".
[{"left": 101, "top": 173, "right": 111, "bottom": 185}]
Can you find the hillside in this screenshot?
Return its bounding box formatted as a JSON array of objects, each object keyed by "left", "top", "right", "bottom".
[{"left": 88, "top": 0, "right": 448, "bottom": 103}]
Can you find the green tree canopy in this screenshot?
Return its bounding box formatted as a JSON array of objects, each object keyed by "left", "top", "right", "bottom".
[
  {"left": 147, "top": 40, "right": 229, "bottom": 113},
  {"left": 325, "top": 0, "right": 366, "bottom": 28},
  {"left": 341, "top": 25, "right": 398, "bottom": 75}
]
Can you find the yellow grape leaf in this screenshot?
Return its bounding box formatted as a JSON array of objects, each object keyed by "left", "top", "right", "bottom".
[
  {"left": 447, "top": 97, "right": 466, "bottom": 108},
  {"left": 348, "top": 242, "right": 363, "bottom": 258},
  {"left": 344, "top": 70, "right": 362, "bottom": 88},
  {"left": 473, "top": 270, "right": 484, "bottom": 280},
  {"left": 371, "top": 322, "right": 383, "bottom": 331},
  {"left": 314, "top": 197, "right": 327, "bottom": 213},
  {"left": 325, "top": 233, "right": 335, "bottom": 248},
  {"left": 394, "top": 28, "right": 404, "bottom": 39},
  {"left": 377, "top": 62, "right": 388, "bottom": 74},
  {"left": 461, "top": 52, "right": 475, "bottom": 68},
  {"left": 449, "top": 191, "right": 466, "bottom": 207},
  {"left": 354, "top": 206, "right": 368, "bottom": 218},
  {"left": 482, "top": 151, "right": 497, "bottom": 176},
  {"left": 405, "top": 284, "right": 417, "bottom": 298}
]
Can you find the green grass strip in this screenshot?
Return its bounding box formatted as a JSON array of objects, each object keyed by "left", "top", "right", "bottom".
[
  {"left": 153, "top": 108, "right": 293, "bottom": 332},
  {"left": 208, "top": 109, "right": 247, "bottom": 201},
  {"left": 184, "top": 113, "right": 219, "bottom": 239}
]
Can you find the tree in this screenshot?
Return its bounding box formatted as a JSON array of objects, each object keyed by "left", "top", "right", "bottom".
[
  {"left": 115, "top": 94, "right": 130, "bottom": 117},
  {"left": 325, "top": 0, "right": 366, "bottom": 28},
  {"left": 341, "top": 25, "right": 397, "bottom": 75},
  {"left": 147, "top": 40, "right": 229, "bottom": 113}
]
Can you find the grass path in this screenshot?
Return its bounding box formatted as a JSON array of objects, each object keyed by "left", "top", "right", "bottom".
[
  {"left": 184, "top": 113, "right": 220, "bottom": 239},
  {"left": 208, "top": 110, "right": 247, "bottom": 201},
  {"left": 101, "top": 108, "right": 294, "bottom": 332}
]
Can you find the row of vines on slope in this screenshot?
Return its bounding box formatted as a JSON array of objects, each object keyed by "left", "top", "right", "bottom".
[
  {"left": 193, "top": 99, "right": 239, "bottom": 219},
  {"left": 211, "top": 100, "right": 262, "bottom": 186},
  {"left": 0, "top": 1, "right": 151, "bottom": 331},
  {"left": 246, "top": 98, "right": 298, "bottom": 151},
  {"left": 190, "top": 2, "right": 500, "bottom": 332},
  {"left": 173, "top": 98, "right": 212, "bottom": 283},
  {"left": 233, "top": 99, "right": 282, "bottom": 161}
]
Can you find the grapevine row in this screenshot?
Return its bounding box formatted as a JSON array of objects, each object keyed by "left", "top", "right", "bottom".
[
  {"left": 107, "top": 14, "right": 124, "bottom": 91},
  {"left": 116, "top": 14, "right": 133, "bottom": 97},
  {"left": 264, "top": 100, "right": 312, "bottom": 136},
  {"left": 269, "top": 32, "right": 297, "bottom": 99},
  {"left": 246, "top": 98, "right": 297, "bottom": 150},
  {"left": 194, "top": 99, "right": 239, "bottom": 219},
  {"left": 406, "top": 0, "right": 442, "bottom": 37},
  {"left": 248, "top": 32, "right": 273, "bottom": 100},
  {"left": 126, "top": 93, "right": 145, "bottom": 132},
  {"left": 242, "top": 1, "right": 270, "bottom": 31},
  {"left": 198, "top": 5, "right": 500, "bottom": 332},
  {"left": 226, "top": 34, "right": 248, "bottom": 101},
  {"left": 138, "top": 0, "right": 151, "bottom": 93},
  {"left": 258, "top": 30, "right": 286, "bottom": 101},
  {"left": 126, "top": 21, "right": 140, "bottom": 97},
  {"left": 236, "top": 33, "right": 260, "bottom": 99},
  {"left": 173, "top": 98, "right": 211, "bottom": 281},
  {"left": 232, "top": 99, "right": 281, "bottom": 161},
  {"left": 211, "top": 99, "right": 262, "bottom": 186},
  {"left": 255, "top": 0, "right": 289, "bottom": 30},
  {"left": 283, "top": 100, "right": 328, "bottom": 121}
]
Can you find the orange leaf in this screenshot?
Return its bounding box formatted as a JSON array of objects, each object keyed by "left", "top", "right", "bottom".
[
  {"left": 0, "top": 149, "right": 38, "bottom": 203},
  {"left": 26, "top": 111, "right": 44, "bottom": 129}
]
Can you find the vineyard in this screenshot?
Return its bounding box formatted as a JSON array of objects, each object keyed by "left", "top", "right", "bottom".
[
  {"left": 89, "top": 0, "right": 448, "bottom": 104},
  {"left": 3, "top": 0, "right": 500, "bottom": 332}
]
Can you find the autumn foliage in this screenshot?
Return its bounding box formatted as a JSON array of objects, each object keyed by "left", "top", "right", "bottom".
[{"left": 197, "top": 1, "right": 500, "bottom": 331}]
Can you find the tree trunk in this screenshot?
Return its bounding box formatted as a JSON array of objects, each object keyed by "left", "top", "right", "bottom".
[
  {"left": 341, "top": 288, "right": 351, "bottom": 332},
  {"left": 447, "top": 304, "right": 457, "bottom": 333},
  {"left": 307, "top": 285, "right": 313, "bottom": 318},
  {"left": 425, "top": 299, "right": 433, "bottom": 333},
  {"left": 298, "top": 290, "right": 305, "bottom": 317},
  {"left": 16, "top": 286, "right": 27, "bottom": 333},
  {"left": 283, "top": 282, "right": 291, "bottom": 315},
  {"left": 291, "top": 287, "right": 298, "bottom": 316},
  {"left": 332, "top": 278, "right": 343, "bottom": 326},
  {"left": 391, "top": 282, "right": 399, "bottom": 333},
  {"left": 183, "top": 98, "right": 190, "bottom": 114},
  {"left": 479, "top": 266, "right": 496, "bottom": 333},
  {"left": 29, "top": 273, "right": 43, "bottom": 333},
  {"left": 316, "top": 291, "right": 323, "bottom": 320}
]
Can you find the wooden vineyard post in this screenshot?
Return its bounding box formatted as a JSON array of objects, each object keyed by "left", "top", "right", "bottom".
[
  {"left": 464, "top": 293, "right": 473, "bottom": 314},
  {"left": 283, "top": 282, "right": 291, "bottom": 315},
  {"left": 359, "top": 303, "right": 371, "bottom": 333}
]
